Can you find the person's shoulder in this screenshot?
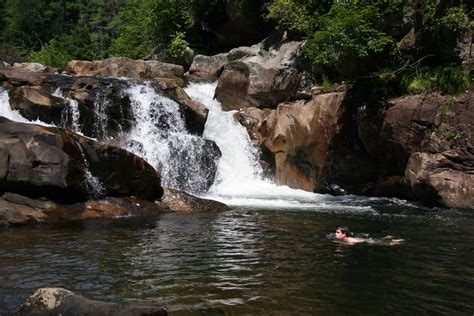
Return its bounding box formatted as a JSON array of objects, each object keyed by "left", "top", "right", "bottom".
[{"left": 346, "top": 237, "right": 365, "bottom": 244}]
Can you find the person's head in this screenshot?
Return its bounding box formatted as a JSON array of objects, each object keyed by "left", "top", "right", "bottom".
[{"left": 335, "top": 226, "right": 350, "bottom": 239}]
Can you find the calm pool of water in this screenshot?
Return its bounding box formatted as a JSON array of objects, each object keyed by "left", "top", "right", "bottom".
[{"left": 1, "top": 200, "right": 473, "bottom": 315}]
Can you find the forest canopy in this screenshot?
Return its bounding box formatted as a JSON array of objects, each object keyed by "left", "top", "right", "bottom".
[{"left": 0, "top": 0, "right": 471, "bottom": 94}]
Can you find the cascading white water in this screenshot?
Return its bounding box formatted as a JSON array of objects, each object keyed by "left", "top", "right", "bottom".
[
  {"left": 0, "top": 88, "right": 52, "bottom": 126},
  {"left": 1, "top": 80, "right": 376, "bottom": 212},
  {"left": 52, "top": 88, "right": 82, "bottom": 133},
  {"left": 185, "top": 82, "right": 263, "bottom": 184},
  {"left": 184, "top": 81, "right": 374, "bottom": 211},
  {"left": 1, "top": 87, "right": 107, "bottom": 196},
  {"left": 75, "top": 141, "right": 107, "bottom": 198},
  {"left": 124, "top": 83, "right": 218, "bottom": 193}
]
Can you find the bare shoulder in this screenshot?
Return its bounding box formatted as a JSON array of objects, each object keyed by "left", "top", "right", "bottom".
[{"left": 346, "top": 237, "right": 366, "bottom": 244}]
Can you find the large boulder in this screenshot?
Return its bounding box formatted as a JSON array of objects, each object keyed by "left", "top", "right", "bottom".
[
  {"left": 0, "top": 118, "right": 163, "bottom": 203},
  {"left": 12, "top": 62, "right": 58, "bottom": 74},
  {"left": 8, "top": 85, "right": 67, "bottom": 123},
  {"left": 67, "top": 57, "right": 186, "bottom": 87},
  {"left": 189, "top": 33, "right": 303, "bottom": 110},
  {"left": 187, "top": 53, "right": 229, "bottom": 79},
  {"left": 258, "top": 91, "right": 347, "bottom": 191},
  {"left": 16, "top": 288, "right": 167, "bottom": 316},
  {"left": 178, "top": 99, "right": 209, "bottom": 135},
  {"left": 405, "top": 152, "right": 473, "bottom": 208},
  {"left": 374, "top": 86, "right": 474, "bottom": 207}
]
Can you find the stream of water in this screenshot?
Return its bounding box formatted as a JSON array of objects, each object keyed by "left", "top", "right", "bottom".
[{"left": 1, "top": 82, "right": 473, "bottom": 314}]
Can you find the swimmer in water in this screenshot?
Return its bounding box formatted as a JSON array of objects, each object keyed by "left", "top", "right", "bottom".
[
  {"left": 335, "top": 226, "right": 404, "bottom": 245},
  {"left": 335, "top": 226, "right": 366, "bottom": 244}
]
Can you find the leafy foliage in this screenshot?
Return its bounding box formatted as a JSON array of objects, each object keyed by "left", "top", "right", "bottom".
[
  {"left": 401, "top": 66, "right": 470, "bottom": 95},
  {"left": 0, "top": 0, "right": 470, "bottom": 97},
  {"left": 110, "top": 0, "right": 155, "bottom": 58},
  {"left": 167, "top": 32, "right": 190, "bottom": 58},
  {"left": 28, "top": 39, "right": 71, "bottom": 68},
  {"left": 304, "top": 4, "right": 392, "bottom": 68}
]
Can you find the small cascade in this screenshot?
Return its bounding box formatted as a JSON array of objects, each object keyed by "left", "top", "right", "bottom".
[
  {"left": 124, "top": 83, "right": 218, "bottom": 193},
  {"left": 75, "top": 141, "right": 107, "bottom": 199},
  {"left": 184, "top": 82, "right": 264, "bottom": 187},
  {"left": 92, "top": 90, "right": 110, "bottom": 140},
  {"left": 52, "top": 88, "right": 82, "bottom": 133},
  {"left": 0, "top": 87, "right": 52, "bottom": 126}
]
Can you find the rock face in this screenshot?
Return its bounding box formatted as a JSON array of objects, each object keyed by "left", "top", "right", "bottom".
[
  {"left": 0, "top": 118, "right": 163, "bottom": 203},
  {"left": 178, "top": 99, "right": 209, "bottom": 135},
  {"left": 16, "top": 287, "right": 167, "bottom": 316},
  {"left": 258, "top": 91, "right": 347, "bottom": 191},
  {"left": 378, "top": 89, "right": 474, "bottom": 208},
  {"left": 189, "top": 33, "right": 302, "bottom": 110},
  {"left": 67, "top": 57, "right": 186, "bottom": 87},
  {"left": 251, "top": 83, "right": 473, "bottom": 208}
]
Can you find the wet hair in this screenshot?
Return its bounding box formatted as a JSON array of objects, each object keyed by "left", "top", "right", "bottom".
[{"left": 337, "top": 226, "right": 350, "bottom": 236}]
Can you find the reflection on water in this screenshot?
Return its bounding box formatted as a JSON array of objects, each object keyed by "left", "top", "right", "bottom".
[{"left": 1, "top": 203, "right": 474, "bottom": 314}]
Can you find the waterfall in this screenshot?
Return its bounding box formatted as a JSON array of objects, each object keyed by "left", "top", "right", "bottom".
[
  {"left": 184, "top": 82, "right": 265, "bottom": 189},
  {"left": 1, "top": 80, "right": 373, "bottom": 211},
  {"left": 124, "top": 83, "right": 217, "bottom": 193},
  {"left": 184, "top": 81, "right": 346, "bottom": 209},
  {"left": 75, "top": 141, "right": 107, "bottom": 199},
  {"left": 52, "top": 88, "right": 82, "bottom": 133}
]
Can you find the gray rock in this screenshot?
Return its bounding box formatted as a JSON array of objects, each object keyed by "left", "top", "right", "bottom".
[
  {"left": 162, "top": 188, "right": 230, "bottom": 213},
  {"left": 16, "top": 287, "right": 167, "bottom": 316}
]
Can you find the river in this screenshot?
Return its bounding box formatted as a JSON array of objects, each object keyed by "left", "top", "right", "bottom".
[{"left": 1, "top": 202, "right": 473, "bottom": 314}]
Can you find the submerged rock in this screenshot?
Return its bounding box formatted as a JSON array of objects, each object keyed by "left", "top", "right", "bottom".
[
  {"left": 0, "top": 192, "right": 169, "bottom": 228},
  {"left": 16, "top": 287, "right": 167, "bottom": 316},
  {"left": 162, "top": 188, "right": 230, "bottom": 213}
]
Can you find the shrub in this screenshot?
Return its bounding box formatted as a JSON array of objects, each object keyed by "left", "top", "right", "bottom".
[
  {"left": 28, "top": 39, "right": 71, "bottom": 68},
  {"left": 166, "top": 32, "right": 189, "bottom": 58}
]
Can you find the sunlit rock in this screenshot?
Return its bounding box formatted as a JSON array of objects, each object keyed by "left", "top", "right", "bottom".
[{"left": 17, "top": 287, "right": 167, "bottom": 315}]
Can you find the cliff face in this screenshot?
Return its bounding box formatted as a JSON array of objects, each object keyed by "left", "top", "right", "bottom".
[{"left": 249, "top": 84, "right": 473, "bottom": 209}]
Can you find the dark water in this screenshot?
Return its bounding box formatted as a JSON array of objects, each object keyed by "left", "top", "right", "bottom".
[{"left": 1, "top": 200, "right": 474, "bottom": 315}]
